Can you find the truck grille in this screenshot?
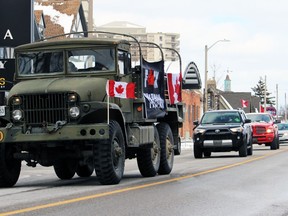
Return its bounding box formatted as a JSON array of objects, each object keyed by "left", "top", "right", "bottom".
[
  {"left": 255, "top": 126, "right": 266, "bottom": 134},
  {"left": 21, "top": 93, "right": 68, "bottom": 125}
]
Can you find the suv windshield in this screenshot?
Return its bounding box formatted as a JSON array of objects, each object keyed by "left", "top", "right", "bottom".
[
  {"left": 17, "top": 48, "right": 115, "bottom": 76},
  {"left": 201, "top": 111, "right": 241, "bottom": 124}
]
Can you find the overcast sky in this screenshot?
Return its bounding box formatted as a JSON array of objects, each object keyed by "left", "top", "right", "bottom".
[{"left": 93, "top": 0, "right": 288, "bottom": 108}]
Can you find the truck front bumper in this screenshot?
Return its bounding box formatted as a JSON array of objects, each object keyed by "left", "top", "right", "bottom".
[{"left": 0, "top": 123, "right": 109, "bottom": 143}]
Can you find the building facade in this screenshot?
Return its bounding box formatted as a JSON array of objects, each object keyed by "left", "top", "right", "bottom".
[{"left": 95, "top": 21, "right": 180, "bottom": 62}]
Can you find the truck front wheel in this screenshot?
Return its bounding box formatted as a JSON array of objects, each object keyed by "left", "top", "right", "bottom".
[
  {"left": 137, "top": 126, "right": 160, "bottom": 177},
  {"left": 0, "top": 143, "right": 21, "bottom": 187},
  {"left": 270, "top": 136, "right": 277, "bottom": 150},
  {"left": 157, "top": 123, "right": 174, "bottom": 175},
  {"left": 94, "top": 120, "right": 125, "bottom": 185}
]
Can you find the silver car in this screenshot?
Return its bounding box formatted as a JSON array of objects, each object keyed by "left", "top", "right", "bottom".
[{"left": 277, "top": 123, "right": 288, "bottom": 142}]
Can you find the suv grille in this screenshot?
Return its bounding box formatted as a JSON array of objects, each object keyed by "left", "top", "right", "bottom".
[
  {"left": 204, "top": 128, "right": 232, "bottom": 140},
  {"left": 20, "top": 93, "right": 68, "bottom": 125}
]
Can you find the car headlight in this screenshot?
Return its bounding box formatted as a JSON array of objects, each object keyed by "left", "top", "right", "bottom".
[
  {"left": 230, "top": 127, "right": 243, "bottom": 133},
  {"left": 12, "top": 109, "right": 23, "bottom": 121},
  {"left": 194, "top": 128, "right": 206, "bottom": 134},
  {"left": 266, "top": 128, "right": 274, "bottom": 133},
  {"left": 69, "top": 106, "right": 80, "bottom": 118}
]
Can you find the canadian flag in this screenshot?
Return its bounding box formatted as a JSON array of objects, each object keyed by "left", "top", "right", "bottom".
[
  {"left": 260, "top": 105, "right": 264, "bottom": 113},
  {"left": 241, "top": 99, "right": 249, "bottom": 108},
  {"left": 106, "top": 80, "right": 135, "bottom": 99},
  {"left": 167, "top": 73, "right": 182, "bottom": 104}
]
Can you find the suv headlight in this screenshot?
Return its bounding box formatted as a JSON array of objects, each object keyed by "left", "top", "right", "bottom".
[
  {"left": 230, "top": 127, "right": 243, "bottom": 133},
  {"left": 69, "top": 106, "right": 80, "bottom": 118},
  {"left": 12, "top": 109, "right": 23, "bottom": 121},
  {"left": 194, "top": 128, "right": 206, "bottom": 134}
]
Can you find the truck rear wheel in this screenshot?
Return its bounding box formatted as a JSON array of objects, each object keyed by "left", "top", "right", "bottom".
[
  {"left": 94, "top": 120, "right": 125, "bottom": 185},
  {"left": 54, "top": 159, "right": 77, "bottom": 180},
  {"left": 157, "top": 123, "right": 174, "bottom": 175},
  {"left": 137, "top": 126, "right": 160, "bottom": 177},
  {"left": 0, "top": 143, "right": 21, "bottom": 187}
]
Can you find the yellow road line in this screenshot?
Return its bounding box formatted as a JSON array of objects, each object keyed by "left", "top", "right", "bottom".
[{"left": 0, "top": 149, "right": 286, "bottom": 216}]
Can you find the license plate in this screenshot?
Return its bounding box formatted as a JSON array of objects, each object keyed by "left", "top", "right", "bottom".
[
  {"left": 213, "top": 140, "right": 222, "bottom": 146},
  {"left": 0, "top": 106, "right": 5, "bottom": 116}
]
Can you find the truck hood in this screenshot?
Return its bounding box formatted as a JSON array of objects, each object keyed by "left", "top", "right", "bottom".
[{"left": 8, "top": 77, "right": 108, "bottom": 102}]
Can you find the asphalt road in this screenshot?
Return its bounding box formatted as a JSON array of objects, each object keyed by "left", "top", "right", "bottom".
[{"left": 1, "top": 143, "right": 288, "bottom": 216}]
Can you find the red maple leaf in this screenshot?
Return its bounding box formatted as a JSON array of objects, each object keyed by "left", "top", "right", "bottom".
[
  {"left": 174, "top": 79, "right": 180, "bottom": 94},
  {"left": 147, "top": 69, "right": 154, "bottom": 86},
  {"left": 115, "top": 85, "right": 124, "bottom": 94}
]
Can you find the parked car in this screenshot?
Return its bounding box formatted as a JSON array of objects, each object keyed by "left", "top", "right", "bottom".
[
  {"left": 246, "top": 113, "right": 280, "bottom": 150},
  {"left": 277, "top": 122, "right": 288, "bottom": 143},
  {"left": 193, "top": 109, "right": 253, "bottom": 158}
]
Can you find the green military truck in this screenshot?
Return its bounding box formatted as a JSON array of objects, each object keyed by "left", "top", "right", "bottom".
[{"left": 0, "top": 32, "right": 200, "bottom": 187}]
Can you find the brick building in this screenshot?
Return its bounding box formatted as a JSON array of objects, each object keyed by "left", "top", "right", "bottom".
[{"left": 180, "top": 90, "right": 202, "bottom": 140}]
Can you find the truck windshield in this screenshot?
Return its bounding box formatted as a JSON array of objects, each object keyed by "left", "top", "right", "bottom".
[{"left": 17, "top": 48, "right": 116, "bottom": 76}]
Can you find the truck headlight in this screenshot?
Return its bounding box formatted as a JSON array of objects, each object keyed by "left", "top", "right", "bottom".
[
  {"left": 12, "top": 109, "right": 23, "bottom": 121},
  {"left": 266, "top": 128, "right": 274, "bottom": 133},
  {"left": 69, "top": 106, "right": 80, "bottom": 118},
  {"left": 68, "top": 93, "right": 78, "bottom": 102},
  {"left": 12, "top": 96, "right": 22, "bottom": 105},
  {"left": 230, "top": 127, "right": 243, "bottom": 133}
]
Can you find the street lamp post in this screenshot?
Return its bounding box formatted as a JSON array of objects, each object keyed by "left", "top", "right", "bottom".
[{"left": 204, "top": 39, "right": 230, "bottom": 112}]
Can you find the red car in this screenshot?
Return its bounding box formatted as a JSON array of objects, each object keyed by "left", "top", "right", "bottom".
[{"left": 246, "top": 113, "right": 280, "bottom": 150}]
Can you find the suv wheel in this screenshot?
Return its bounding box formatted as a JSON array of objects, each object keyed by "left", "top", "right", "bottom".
[
  {"left": 239, "top": 140, "right": 248, "bottom": 157},
  {"left": 194, "top": 142, "right": 203, "bottom": 158},
  {"left": 247, "top": 136, "right": 253, "bottom": 156}
]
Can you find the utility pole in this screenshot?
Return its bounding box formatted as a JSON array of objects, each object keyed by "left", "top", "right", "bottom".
[
  {"left": 276, "top": 84, "right": 278, "bottom": 118},
  {"left": 264, "top": 75, "right": 267, "bottom": 112},
  {"left": 285, "top": 93, "right": 287, "bottom": 122}
]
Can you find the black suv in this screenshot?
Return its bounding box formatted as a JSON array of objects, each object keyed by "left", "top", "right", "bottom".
[{"left": 193, "top": 109, "right": 252, "bottom": 158}]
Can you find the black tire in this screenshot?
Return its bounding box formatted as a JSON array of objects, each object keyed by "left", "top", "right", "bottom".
[
  {"left": 54, "top": 159, "right": 77, "bottom": 180},
  {"left": 270, "top": 136, "right": 277, "bottom": 150},
  {"left": 174, "top": 137, "right": 181, "bottom": 156},
  {"left": 194, "top": 142, "right": 203, "bottom": 158},
  {"left": 247, "top": 136, "right": 253, "bottom": 156},
  {"left": 0, "top": 143, "right": 21, "bottom": 187},
  {"left": 94, "top": 120, "right": 125, "bottom": 185},
  {"left": 277, "top": 135, "right": 280, "bottom": 149},
  {"left": 137, "top": 126, "right": 160, "bottom": 177},
  {"left": 239, "top": 140, "right": 248, "bottom": 157},
  {"left": 76, "top": 158, "right": 94, "bottom": 177},
  {"left": 157, "top": 123, "right": 174, "bottom": 175},
  {"left": 204, "top": 151, "right": 211, "bottom": 157}
]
